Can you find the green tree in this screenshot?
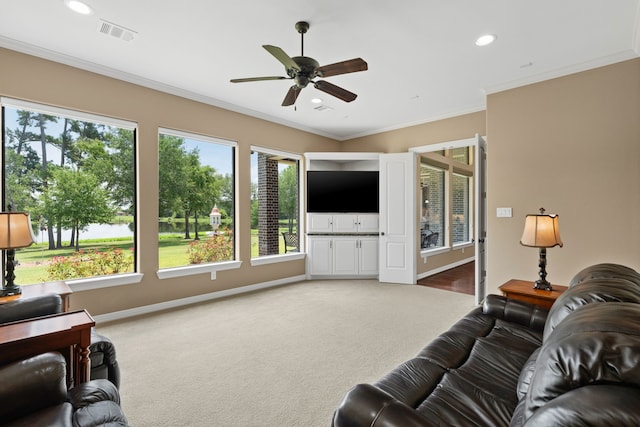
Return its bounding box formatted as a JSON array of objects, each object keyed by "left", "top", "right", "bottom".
[
  {"left": 186, "top": 162, "right": 221, "bottom": 240},
  {"left": 278, "top": 165, "right": 298, "bottom": 232},
  {"left": 158, "top": 135, "right": 189, "bottom": 218},
  {"left": 43, "top": 168, "right": 114, "bottom": 251}
]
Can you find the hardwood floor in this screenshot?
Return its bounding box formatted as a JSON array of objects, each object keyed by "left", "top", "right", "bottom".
[{"left": 417, "top": 262, "right": 475, "bottom": 295}]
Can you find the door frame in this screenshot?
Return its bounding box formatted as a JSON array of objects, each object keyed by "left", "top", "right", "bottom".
[{"left": 409, "top": 134, "right": 487, "bottom": 303}]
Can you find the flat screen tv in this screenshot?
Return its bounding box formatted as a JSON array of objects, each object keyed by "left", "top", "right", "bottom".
[{"left": 307, "top": 170, "right": 379, "bottom": 213}]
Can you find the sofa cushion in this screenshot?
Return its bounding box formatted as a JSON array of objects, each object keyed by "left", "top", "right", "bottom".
[
  {"left": 369, "top": 299, "right": 543, "bottom": 427},
  {"left": 516, "top": 347, "right": 540, "bottom": 401},
  {"left": 525, "top": 302, "right": 640, "bottom": 420},
  {"left": 0, "top": 352, "right": 68, "bottom": 422},
  {"left": 543, "top": 279, "right": 640, "bottom": 341},
  {"left": 569, "top": 263, "right": 640, "bottom": 288}
]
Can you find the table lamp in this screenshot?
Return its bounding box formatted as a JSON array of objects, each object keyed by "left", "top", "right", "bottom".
[
  {"left": 520, "top": 207, "right": 563, "bottom": 291},
  {"left": 0, "top": 209, "right": 37, "bottom": 296}
]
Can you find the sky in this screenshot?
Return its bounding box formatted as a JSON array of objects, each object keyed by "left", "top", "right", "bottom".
[{"left": 4, "top": 107, "right": 234, "bottom": 176}]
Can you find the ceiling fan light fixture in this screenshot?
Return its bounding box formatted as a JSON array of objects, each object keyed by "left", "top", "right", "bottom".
[
  {"left": 311, "top": 98, "right": 323, "bottom": 104},
  {"left": 64, "top": 0, "right": 93, "bottom": 15},
  {"left": 475, "top": 34, "right": 497, "bottom": 46}
]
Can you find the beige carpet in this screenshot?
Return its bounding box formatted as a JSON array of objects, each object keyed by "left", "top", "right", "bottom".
[{"left": 99, "top": 279, "right": 476, "bottom": 427}]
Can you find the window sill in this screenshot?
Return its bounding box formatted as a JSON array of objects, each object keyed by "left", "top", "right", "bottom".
[
  {"left": 420, "top": 246, "right": 449, "bottom": 257},
  {"left": 67, "top": 273, "right": 144, "bottom": 292},
  {"left": 250, "top": 252, "right": 305, "bottom": 266},
  {"left": 453, "top": 241, "right": 474, "bottom": 250},
  {"left": 157, "top": 260, "right": 242, "bottom": 280}
]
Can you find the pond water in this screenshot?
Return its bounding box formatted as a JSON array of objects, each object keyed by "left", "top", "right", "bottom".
[
  {"left": 34, "top": 223, "right": 134, "bottom": 243},
  {"left": 33, "top": 222, "right": 216, "bottom": 243}
]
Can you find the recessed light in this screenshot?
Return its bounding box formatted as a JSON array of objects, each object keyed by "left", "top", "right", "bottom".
[
  {"left": 311, "top": 98, "right": 323, "bottom": 104},
  {"left": 475, "top": 34, "right": 497, "bottom": 46},
  {"left": 64, "top": 0, "right": 93, "bottom": 15}
]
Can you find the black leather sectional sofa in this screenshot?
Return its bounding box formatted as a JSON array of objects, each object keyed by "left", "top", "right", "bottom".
[
  {"left": 333, "top": 263, "right": 640, "bottom": 426},
  {"left": 0, "top": 351, "right": 128, "bottom": 426}
]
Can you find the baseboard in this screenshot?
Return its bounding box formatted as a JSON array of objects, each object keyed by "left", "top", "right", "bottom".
[
  {"left": 93, "top": 274, "right": 307, "bottom": 324},
  {"left": 416, "top": 257, "right": 474, "bottom": 281}
]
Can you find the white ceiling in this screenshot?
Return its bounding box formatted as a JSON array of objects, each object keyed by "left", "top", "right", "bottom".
[{"left": 1, "top": 0, "right": 639, "bottom": 140}]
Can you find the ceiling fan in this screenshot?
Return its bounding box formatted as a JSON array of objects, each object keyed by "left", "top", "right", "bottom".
[{"left": 230, "top": 21, "right": 368, "bottom": 107}]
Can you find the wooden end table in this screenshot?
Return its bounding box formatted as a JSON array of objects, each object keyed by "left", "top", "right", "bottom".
[
  {"left": 0, "top": 310, "right": 95, "bottom": 386},
  {"left": 499, "top": 279, "right": 568, "bottom": 309},
  {"left": 0, "top": 281, "right": 72, "bottom": 312}
]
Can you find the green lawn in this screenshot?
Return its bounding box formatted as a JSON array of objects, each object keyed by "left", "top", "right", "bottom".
[{"left": 15, "top": 228, "right": 293, "bottom": 284}]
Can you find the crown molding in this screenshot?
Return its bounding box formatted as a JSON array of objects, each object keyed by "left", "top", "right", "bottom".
[
  {"left": 484, "top": 50, "right": 639, "bottom": 96},
  {"left": 0, "top": 36, "right": 338, "bottom": 140}
]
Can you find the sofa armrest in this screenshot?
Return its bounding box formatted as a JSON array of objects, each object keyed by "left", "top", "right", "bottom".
[
  {"left": 68, "top": 379, "right": 121, "bottom": 409},
  {"left": 333, "top": 383, "right": 431, "bottom": 427},
  {"left": 0, "top": 294, "right": 62, "bottom": 324},
  {"left": 90, "top": 330, "right": 121, "bottom": 388},
  {"left": 522, "top": 385, "right": 640, "bottom": 426},
  {"left": 0, "top": 352, "right": 68, "bottom": 422},
  {"left": 483, "top": 294, "right": 548, "bottom": 332}
]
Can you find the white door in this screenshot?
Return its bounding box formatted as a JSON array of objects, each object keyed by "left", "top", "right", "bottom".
[
  {"left": 379, "top": 152, "right": 417, "bottom": 284},
  {"left": 474, "top": 135, "right": 488, "bottom": 304}
]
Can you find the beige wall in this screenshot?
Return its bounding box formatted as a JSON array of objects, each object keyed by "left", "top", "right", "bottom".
[
  {"left": 485, "top": 58, "right": 640, "bottom": 294},
  {"left": 1, "top": 47, "right": 340, "bottom": 315},
  {"left": 6, "top": 46, "right": 635, "bottom": 314}
]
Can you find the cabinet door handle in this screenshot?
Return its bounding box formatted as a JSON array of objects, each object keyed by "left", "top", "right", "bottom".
[{"left": 380, "top": 232, "right": 385, "bottom": 236}]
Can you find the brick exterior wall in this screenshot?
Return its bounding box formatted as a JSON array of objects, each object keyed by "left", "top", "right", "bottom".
[{"left": 257, "top": 153, "right": 279, "bottom": 255}]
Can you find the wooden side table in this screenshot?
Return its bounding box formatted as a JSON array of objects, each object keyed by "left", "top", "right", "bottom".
[
  {"left": 0, "top": 281, "right": 72, "bottom": 312},
  {"left": 0, "top": 310, "right": 95, "bottom": 386},
  {"left": 499, "top": 279, "right": 568, "bottom": 309}
]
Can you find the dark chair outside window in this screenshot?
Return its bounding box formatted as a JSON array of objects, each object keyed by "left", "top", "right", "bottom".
[
  {"left": 422, "top": 231, "right": 439, "bottom": 248},
  {"left": 282, "top": 232, "right": 299, "bottom": 253}
]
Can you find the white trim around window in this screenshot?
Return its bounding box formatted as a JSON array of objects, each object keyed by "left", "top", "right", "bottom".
[{"left": 1, "top": 97, "right": 136, "bottom": 130}]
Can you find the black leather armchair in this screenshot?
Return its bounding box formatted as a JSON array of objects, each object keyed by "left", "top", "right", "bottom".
[
  {"left": 0, "top": 293, "right": 121, "bottom": 388},
  {"left": 0, "top": 351, "right": 128, "bottom": 426}
]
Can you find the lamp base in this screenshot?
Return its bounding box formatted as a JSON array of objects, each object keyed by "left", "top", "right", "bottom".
[
  {"left": 1, "top": 285, "right": 22, "bottom": 297},
  {"left": 533, "top": 279, "right": 552, "bottom": 291}
]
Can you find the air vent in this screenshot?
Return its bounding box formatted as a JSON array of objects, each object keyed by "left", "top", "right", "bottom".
[
  {"left": 314, "top": 105, "right": 333, "bottom": 112},
  {"left": 98, "top": 19, "right": 137, "bottom": 42}
]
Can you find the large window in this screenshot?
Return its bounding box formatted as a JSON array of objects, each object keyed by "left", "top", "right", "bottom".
[
  {"left": 1, "top": 98, "right": 136, "bottom": 285},
  {"left": 250, "top": 147, "right": 300, "bottom": 257},
  {"left": 419, "top": 145, "right": 474, "bottom": 251},
  {"left": 158, "top": 129, "right": 235, "bottom": 269},
  {"left": 420, "top": 164, "right": 445, "bottom": 249},
  {"left": 452, "top": 172, "right": 471, "bottom": 244}
]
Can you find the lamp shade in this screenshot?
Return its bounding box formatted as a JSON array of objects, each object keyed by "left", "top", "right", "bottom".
[
  {"left": 0, "top": 211, "right": 36, "bottom": 249},
  {"left": 520, "top": 211, "right": 563, "bottom": 248}
]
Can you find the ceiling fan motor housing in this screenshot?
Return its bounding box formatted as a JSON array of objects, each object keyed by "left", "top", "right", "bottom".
[{"left": 290, "top": 56, "right": 319, "bottom": 88}]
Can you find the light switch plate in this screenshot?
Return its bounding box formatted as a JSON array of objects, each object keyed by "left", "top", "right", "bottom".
[{"left": 497, "top": 207, "right": 512, "bottom": 218}]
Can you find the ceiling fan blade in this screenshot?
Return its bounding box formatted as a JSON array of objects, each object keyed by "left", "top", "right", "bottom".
[
  {"left": 282, "top": 86, "right": 302, "bottom": 106},
  {"left": 314, "top": 80, "right": 358, "bottom": 102},
  {"left": 263, "top": 45, "right": 301, "bottom": 72},
  {"left": 230, "top": 76, "right": 289, "bottom": 83},
  {"left": 317, "top": 58, "right": 368, "bottom": 77}
]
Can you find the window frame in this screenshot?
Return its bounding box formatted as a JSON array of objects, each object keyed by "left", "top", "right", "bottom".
[
  {"left": 451, "top": 171, "right": 473, "bottom": 247},
  {"left": 419, "top": 162, "right": 447, "bottom": 251},
  {"left": 249, "top": 145, "right": 304, "bottom": 266},
  {"left": 156, "top": 127, "right": 241, "bottom": 279},
  {"left": 1, "top": 97, "right": 142, "bottom": 292}
]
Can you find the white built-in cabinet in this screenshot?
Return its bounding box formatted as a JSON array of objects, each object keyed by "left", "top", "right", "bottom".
[
  {"left": 307, "top": 235, "right": 379, "bottom": 277},
  {"left": 307, "top": 213, "right": 379, "bottom": 234},
  {"left": 305, "top": 152, "right": 381, "bottom": 279}
]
